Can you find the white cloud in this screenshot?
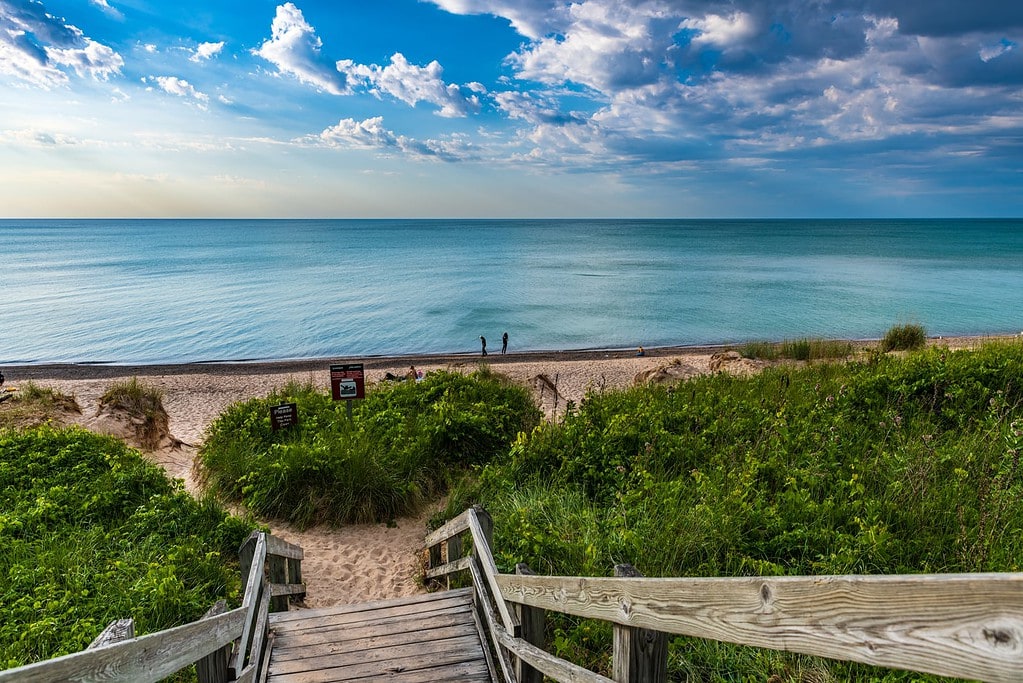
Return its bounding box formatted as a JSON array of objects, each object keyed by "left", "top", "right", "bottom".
[
  {"left": 979, "top": 39, "right": 1015, "bottom": 62},
  {"left": 89, "top": 0, "right": 122, "bottom": 19},
  {"left": 337, "top": 53, "right": 481, "bottom": 117},
  {"left": 681, "top": 12, "right": 757, "bottom": 48},
  {"left": 147, "top": 75, "right": 210, "bottom": 109},
  {"left": 191, "top": 41, "right": 225, "bottom": 63},
  {"left": 0, "top": 1, "right": 123, "bottom": 87},
  {"left": 310, "top": 116, "right": 478, "bottom": 160},
  {"left": 253, "top": 3, "right": 347, "bottom": 94}
]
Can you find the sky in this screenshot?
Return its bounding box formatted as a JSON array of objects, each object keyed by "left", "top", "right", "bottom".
[{"left": 1, "top": 0, "right": 1021, "bottom": 218}]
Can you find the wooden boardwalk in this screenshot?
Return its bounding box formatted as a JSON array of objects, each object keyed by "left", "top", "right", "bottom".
[{"left": 265, "top": 588, "right": 493, "bottom": 683}]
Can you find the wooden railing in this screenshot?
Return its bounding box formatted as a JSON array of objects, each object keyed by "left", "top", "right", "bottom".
[
  {"left": 0, "top": 531, "right": 304, "bottom": 683},
  {"left": 424, "top": 506, "right": 1023, "bottom": 683}
]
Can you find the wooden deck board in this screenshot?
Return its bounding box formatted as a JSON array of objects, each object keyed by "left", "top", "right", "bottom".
[{"left": 267, "top": 589, "right": 493, "bottom": 683}]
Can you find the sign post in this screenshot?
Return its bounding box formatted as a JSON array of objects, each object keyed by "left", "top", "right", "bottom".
[
  {"left": 330, "top": 363, "right": 365, "bottom": 420},
  {"left": 270, "top": 402, "right": 298, "bottom": 431}
]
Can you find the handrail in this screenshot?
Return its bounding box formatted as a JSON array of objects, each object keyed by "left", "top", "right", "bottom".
[
  {"left": 424, "top": 507, "right": 1023, "bottom": 683},
  {"left": 0, "top": 531, "right": 305, "bottom": 683}
]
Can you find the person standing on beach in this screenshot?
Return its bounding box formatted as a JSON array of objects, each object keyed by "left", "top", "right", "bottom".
[
  {"left": 480, "top": 336, "right": 487, "bottom": 356},
  {"left": 501, "top": 332, "right": 508, "bottom": 354}
]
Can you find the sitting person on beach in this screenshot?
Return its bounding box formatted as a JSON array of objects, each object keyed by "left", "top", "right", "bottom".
[
  {"left": 407, "top": 366, "right": 417, "bottom": 381},
  {"left": 636, "top": 346, "right": 645, "bottom": 356}
]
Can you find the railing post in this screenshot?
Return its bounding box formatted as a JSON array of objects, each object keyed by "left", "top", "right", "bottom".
[
  {"left": 239, "top": 531, "right": 259, "bottom": 587},
  {"left": 196, "top": 601, "right": 230, "bottom": 683},
  {"left": 268, "top": 553, "right": 289, "bottom": 612},
  {"left": 88, "top": 619, "right": 134, "bottom": 649},
  {"left": 612, "top": 564, "right": 667, "bottom": 683},
  {"left": 472, "top": 504, "right": 494, "bottom": 549},
  {"left": 514, "top": 563, "right": 546, "bottom": 683},
  {"left": 287, "top": 555, "right": 305, "bottom": 602},
  {"left": 447, "top": 530, "right": 463, "bottom": 590}
]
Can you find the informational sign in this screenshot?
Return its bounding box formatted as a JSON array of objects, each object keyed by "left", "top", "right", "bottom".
[
  {"left": 270, "top": 402, "right": 299, "bottom": 431},
  {"left": 330, "top": 363, "right": 366, "bottom": 401}
]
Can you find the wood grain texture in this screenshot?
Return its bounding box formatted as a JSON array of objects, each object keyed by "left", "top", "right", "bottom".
[
  {"left": 0, "top": 608, "right": 246, "bottom": 683},
  {"left": 266, "top": 589, "right": 490, "bottom": 683},
  {"left": 496, "top": 572, "right": 1023, "bottom": 683}
]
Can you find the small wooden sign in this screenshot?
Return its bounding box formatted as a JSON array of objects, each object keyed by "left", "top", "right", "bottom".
[
  {"left": 270, "top": 402, "right": 299, "bottom": 431},
  {"left": 330, "top": 363, "right": 365, "bottom": 400}
]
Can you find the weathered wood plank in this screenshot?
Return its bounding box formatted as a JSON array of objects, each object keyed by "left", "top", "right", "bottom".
[
  {"left": 269, "top": 588, "right": 474, "bottom": 624},
  {"left": 269, "top": 642, "right": 489, "bottom": 683},
  {"left": 468, "top": 508, "right": 520, "bottom": 637},
  {"left": 272, "top": 608, "right": 475, "bottom": 650},
  {"left": 271, "top": 582, "right": 309, "bottom": 598},
  {"left": 271, "top": 623, "right": 481, "bottom": 664},
  {"left": 87, "top": 619, "right": 135, "bottom": 649},
  {"left": 497, "top": 572, "right": 1023, "bottom": 683},
  {"left": 612, "top": 564, "right": 666, "bottom": 683},
  {"left": 468, "top": 558, "right": 519, "bottom": 683},
  {"left": 231, "top": 532, "right": 267, "bottom": 676},
  {"left": 516, "top": 563, "right": 545, "bottom": 683},
  {"left": 0, "top": 608, "right": 246, "bottom": 683},
  {"left": 423, "top": 509, "right": 472, "bottom": 548},
  {"left": 426, "top": 555, "right": 473, "bottom": 580},
  {"left": 493, "top": 622, "right": 614, "bottom": 683},
  {"left": 271, "top": 601, "right": 472, "bottom": 639},
  {"left": 265, "top": 534, "right": 305, "bottom": 561},
  {"left": 270, "top": 633, "right": 483, "bottom": 675}
]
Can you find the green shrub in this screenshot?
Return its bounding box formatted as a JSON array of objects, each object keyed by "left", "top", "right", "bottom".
[
  {"left": 200, "top": 368, "right": 541, "bottom": 528},
  {"left": 0, "top": 426, "right": 251, "bottom": 668},
  {"left": 882, "top": 323, "right": 927, "bottom": 352},
  {"left": 468, "top": 341, "right": 1023, "bottom": 681}
]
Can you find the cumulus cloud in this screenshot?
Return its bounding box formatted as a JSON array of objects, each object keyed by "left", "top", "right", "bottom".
[
  {"left": 88, "top": 0, "right": 122, "bottom": 19},
  {"left": 310, "top": 116, "right": 478, "bottom": 161},
  {"left": 146, "top": 75, "right": 210, "bottom": 109},
  {"left": 337, "top": 53, "right": 481, "bottom": 117},
  {"left": 253, "top": 2, "right": 347, "bottom": 94},
  {"left": 423, "top": 0, "right": 1023, "bottom": 171},
  {"left": 0, "top": 0, "right": 123, "bottom": 87},
  {"left": 191, "top": 40, "right": 225, "bottom": 62}
]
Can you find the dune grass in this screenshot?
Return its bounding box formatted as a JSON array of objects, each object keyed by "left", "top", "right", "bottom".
[
  {"left": 740, "top": 337, "right": 854, "bottom": 361},
  {"left": 199, "top": 366, "right": 542, "bottom": 528},
  {"left": 0, "top": 382, "right": 80, "bottom": 430},
  {"left": 446, "top": 339, "right": 1023, "bottom": 681},
  {"left": 0, "top": 425, "right": 252, "bottom": 669}
]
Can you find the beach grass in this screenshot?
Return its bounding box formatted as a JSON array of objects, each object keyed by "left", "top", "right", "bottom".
[
  {"left": 0, "top": 425, "right": 252, "bottom": 670},
  {"left": 881, "top": 323, "right": 927, "bottom": 352},
  {"left": 460, "top": 340, "right": 1023, "bottom": 680},
  {"left": 0, "top": 382, "right": 80, "bottom": 430},
  {"left": 740, "top": 337, "right": 854, "bottom": 361},
  {"left": 199, "top": 366, "right": 542, "bottom": 528}
]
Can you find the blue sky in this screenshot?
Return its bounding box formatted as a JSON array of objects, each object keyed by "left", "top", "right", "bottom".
[{"left": 1, "top": 0, "right": 1021, "bottom": 218}]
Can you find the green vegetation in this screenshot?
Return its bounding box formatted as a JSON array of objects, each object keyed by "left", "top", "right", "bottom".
[
  {"left": 0, "top": 382, "right": 80, "bottom": 430},
  {"left": 199, "top": 367, "right": 542, "bottom": 528},
  {"left": 882, "top": 323, "right": 927, "bottom": 352},
  {"left": 99, "top": 377, "right": 171, "bottom": 449},
  {"left": 0, "top": 426, "right": 252, "bottom": 669},
  {"left": 445, "top": 340, "right": 1023, "bottom": 680},
  {"left": 740, "top": 338, "right": 854, "bottom": 361}
]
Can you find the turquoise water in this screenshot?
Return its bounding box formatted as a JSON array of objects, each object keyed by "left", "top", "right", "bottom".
[{"left": 3, "top": 219, "right": 1021, "bottom": 364}]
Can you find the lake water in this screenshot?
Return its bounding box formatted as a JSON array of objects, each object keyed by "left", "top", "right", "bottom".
[{"left": 3, "top": 218, "right": 1021, "bottom": 364}]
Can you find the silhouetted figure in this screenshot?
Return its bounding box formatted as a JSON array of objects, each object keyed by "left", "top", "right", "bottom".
[
  {"left": 0, "top": 370, "right": 4, "bottom": 387},
  {"left": 480, "top": 335, "right": 487, "bottom": 356},
  {"left": 501, "top": 332, "right": 508, "bottom": 354}
]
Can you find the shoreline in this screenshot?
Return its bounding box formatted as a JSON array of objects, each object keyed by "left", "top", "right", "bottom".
[{"left": 3, "top": 333, "right": 1018, "bottom": 381}]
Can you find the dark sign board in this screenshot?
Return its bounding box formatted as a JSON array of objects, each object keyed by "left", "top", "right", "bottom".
[
  {"left": 330, "top": 363, "right": 365, "bottom": 400},
  {"left": 270, "top": 402, "right": 299, "bottom": 431}
]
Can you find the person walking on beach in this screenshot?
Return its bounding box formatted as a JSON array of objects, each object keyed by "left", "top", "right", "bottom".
[
  {"left": 480, "top": 335, "right": 487, "bottom": 356},
  {"left": 501, "top": 332, "right": 508, "bottom": 354}
]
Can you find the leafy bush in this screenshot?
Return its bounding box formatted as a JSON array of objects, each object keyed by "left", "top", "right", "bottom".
[
  {"left": 199, "top": 368, "right": 541, "bottom": 528},
  {"left": 882, "top": 323, "right": 927, "bottom": 352},
  {"left": 0, "top": 426, "right": 252, "bottom": 668},
  {"left": 468, "top": 341, "right": 1023, "bottom": 681}
]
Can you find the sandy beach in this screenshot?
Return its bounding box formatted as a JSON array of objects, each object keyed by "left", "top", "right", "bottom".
[{"left": 2, "top": 335, "right": 1012, "bottom": 607}]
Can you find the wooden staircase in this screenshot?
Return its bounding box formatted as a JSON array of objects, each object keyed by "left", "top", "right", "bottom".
[{"left": 265, "top": 589, "right": 491, "bottom": 683}]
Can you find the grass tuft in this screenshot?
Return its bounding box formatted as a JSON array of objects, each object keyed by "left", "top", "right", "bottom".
[{"left": 881, "top": 323, "right": 927, "bottom": 352}]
